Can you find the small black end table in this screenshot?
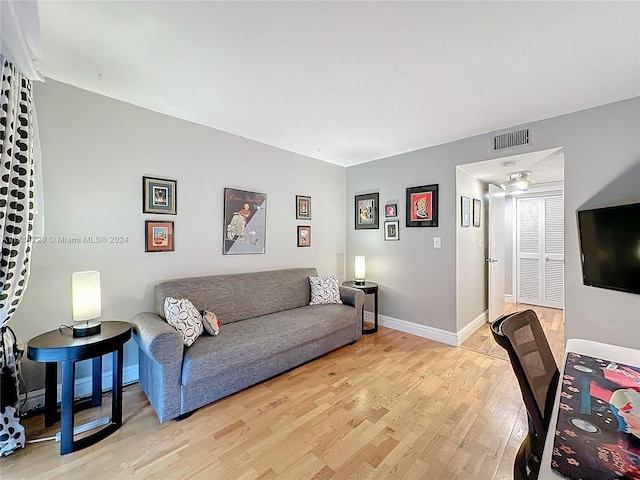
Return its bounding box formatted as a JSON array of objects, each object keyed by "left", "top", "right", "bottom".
[
  {"left": 342, "top": 281, "right": 379, "bottom": 334},
  {"left": 27, "top": 321, "right": 131, "bottom": 454}
]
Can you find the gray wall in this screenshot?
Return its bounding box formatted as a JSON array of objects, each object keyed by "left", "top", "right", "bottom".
[
  {"left": 346, "top": 97, "right": 640, "bottom": 348},
  {"left": 455, "top": 168, "right": 488, "bottom": 331},
  {"left": 13, "top": 79, "right": 347, "bottom": 379}
]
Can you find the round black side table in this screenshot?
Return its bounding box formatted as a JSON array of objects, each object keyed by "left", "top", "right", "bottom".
[
  {"left": 342, "top": 281, "right": 379, "bottom": 334},
  {"left": 27, "top": 321, "right": 131, "bottom": 455}
]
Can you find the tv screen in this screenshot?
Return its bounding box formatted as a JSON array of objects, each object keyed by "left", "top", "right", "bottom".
[{"left": 577, "top": 203, "right": 640, "bottom": 295}]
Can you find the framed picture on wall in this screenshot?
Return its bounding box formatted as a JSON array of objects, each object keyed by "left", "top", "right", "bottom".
[
  {"left": 145, "top": 220, "right": 174, "bottom": 252},
  {"left": 297, "top": 225, "right": 311, "bottom": 247},
  {"left": 473, "top": 198, "right": 482, "bottom": 227},
  {"left": 385, "top": 203, "right": 398, "bottom": 217},
  {"left": 143, "top": 176, "right": 176, "bottom": 214},
  {"left": 384, "top": 220, "right": 400, "bottom": 241},
  {"left": 406, "top": 184, "right": 438, "bottom": 227},
  {"left": 223, "top": 188, "right": 267, "bottom": 255},
  {"left": 296, "top": 195, "right": 311, "bottom": 220},
  {"left": 461, "top": 196, "right": 471, "bottom": 227},
  {"left": 355, "top": 193, "right": 379, "bottom": 230}
]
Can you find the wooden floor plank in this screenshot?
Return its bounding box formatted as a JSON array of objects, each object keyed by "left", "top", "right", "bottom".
[{"left": 2, "top": 304, "right": 563, "bottom": 479}]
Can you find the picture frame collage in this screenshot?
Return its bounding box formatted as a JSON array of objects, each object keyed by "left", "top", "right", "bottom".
[
  {"left": 296, "top": 195, "right": 311, "bottom": 247},
  {"left": 461, "top": 195, "right": 482, "bottom": 228},
  {"left": 143, "top": 176, "right": 176, "bottom": 252},
  {"left": 354, "top": 184, "right": 440, "bottom": 241}
]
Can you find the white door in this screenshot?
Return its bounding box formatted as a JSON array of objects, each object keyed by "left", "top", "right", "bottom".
[
  {"left": 516, "top": 194, "right": 564, "bottom": 308},
  {"left": 488, "top": 184, "right": 505, "bottom": 322}
]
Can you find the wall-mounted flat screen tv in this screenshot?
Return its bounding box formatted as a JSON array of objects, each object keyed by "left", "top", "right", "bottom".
[{"left": 577, "top": 202, "right": 640, "bottom": 295}]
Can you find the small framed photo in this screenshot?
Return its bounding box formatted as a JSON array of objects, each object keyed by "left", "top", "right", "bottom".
[
  {"left": 297, "top": 225, "right": 311, "bottom": 247},
  {"left": 473, "top": 198, "right": 482, "bottom": 227},
  {"left": 355, "top": 192, "right": 379, "bottom": 230},
  {"left": 145, "top": 220, "right": 174, "bottom": 252},
  {"left": 461, "top": 196, "right": 471, "bottom": 227},
  {"left": 143, "top": 176, "right": 176, "bottom": 214},
  {"left": 384, "top": 220, "right": 399, "bottom": 241},
  {"left": 406, "top": 184, "right": 438, "bottom": 227},
  {"left": 296, "top": 195, "right": 311, "bottom": 220},
  {"left": 385, "top": 204, "right": 398, "bottom": 218}
]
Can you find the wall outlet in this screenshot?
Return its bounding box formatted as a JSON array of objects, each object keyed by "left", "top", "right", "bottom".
[{"left": 434, "top": 237, "right": 441, "bottom": 248}]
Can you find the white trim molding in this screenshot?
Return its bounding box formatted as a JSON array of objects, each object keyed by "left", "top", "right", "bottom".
[{"left": 365, "top": 310, "right": 487, "bottom": 346}]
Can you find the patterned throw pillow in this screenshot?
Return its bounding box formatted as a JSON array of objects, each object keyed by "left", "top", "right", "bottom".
[
  {"left": 309, "top": 275, "right": 343, "bottom": 305},
  {"left": 201, "top": 310, "right": 221, "bottom": 336},
  {"left": 163, "top": 297, "right": 204, "bottom": 346}
]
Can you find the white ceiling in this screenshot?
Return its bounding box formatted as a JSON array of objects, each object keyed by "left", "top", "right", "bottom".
[{"left": 37, "top": 1, "right": 639, "bottom": 167}]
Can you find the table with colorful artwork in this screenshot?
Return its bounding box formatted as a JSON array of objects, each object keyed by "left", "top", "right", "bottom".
[{"left": 539, "top": 339, "right": 640, "bottom": 480}]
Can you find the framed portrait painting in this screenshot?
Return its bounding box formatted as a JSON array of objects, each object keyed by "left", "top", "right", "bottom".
[
  {"left": 297, "top": 225, "right": 311, "bottom": 247},
  {"left": 145, "top": 220, "right": 174, "bottom": 252},
  {"left": 143, "top": 176, "right": 176, "bottom": 214},
  {"left": 296, "top": 195, "right": 311, "bottom": 220},
  {"left": 223, "top": 188, "right": 267, "bottom": 255},
  {"left": 355, "top": 193, "right": 379, "bottom": 230},
  {"left": 406, "top": 184, "right": 438, "bottom": 227}
]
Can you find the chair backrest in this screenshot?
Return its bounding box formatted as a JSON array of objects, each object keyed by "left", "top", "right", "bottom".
[{"left": 491, "top": 310, "right": 559, "bottom": 450}]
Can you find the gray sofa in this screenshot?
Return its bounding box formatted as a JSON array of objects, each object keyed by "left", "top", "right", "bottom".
[{"left": 131, "top": 267, "right": 364, "bottom": 422}]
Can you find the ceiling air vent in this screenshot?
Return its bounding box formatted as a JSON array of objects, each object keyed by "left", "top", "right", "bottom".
[{"left": 493, "top": 128, "right": 530, "bottom": 151}]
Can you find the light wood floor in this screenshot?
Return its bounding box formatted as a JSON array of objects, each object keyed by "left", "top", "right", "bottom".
[{"left": 1, "top": 304, "right": 564, "bottom": 480}]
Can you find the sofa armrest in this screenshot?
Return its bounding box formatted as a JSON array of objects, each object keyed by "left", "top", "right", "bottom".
[
  {"left": 340, "top": 285, "right": 364, "bottom": 314},
  {"left": 131, "top": 312, "right": 183, "bottom": 364}
]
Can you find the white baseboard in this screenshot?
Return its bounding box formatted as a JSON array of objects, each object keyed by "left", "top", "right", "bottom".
[
  {"left": 504, "top": 294, "right": 515, "bottom": 303},
  {"left": 456, "top": 310, "right": 488, "bottom": 345},
  {"left": 365, "top": 309, "right": 487, "bottom": 347},
  {"left": 365, "top": 311, "right": 459, "bottom": 346},
  {"left": 20, "top": 365, "right": 139, "bottom": 414}
]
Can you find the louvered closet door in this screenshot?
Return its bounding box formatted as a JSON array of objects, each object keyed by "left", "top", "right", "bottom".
[
  {"left": 516, "top": 195, "right": 564, "bottom": 308},
  {"left": 544, "top": 196, "right": 564, "bottom": 308},
  {"left": 517, "top": 198, "right": 542, "bottom": 305}
]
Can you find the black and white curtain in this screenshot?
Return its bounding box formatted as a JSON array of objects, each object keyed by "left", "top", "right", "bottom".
[{"left": 0, "top": 55, "right": 35, "bottom": 456}]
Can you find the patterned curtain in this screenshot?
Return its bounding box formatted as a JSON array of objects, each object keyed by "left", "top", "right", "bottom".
[
  {"left": 0, "top": 55, "right": 35, "bottom": 328},
  {"left": 0, "top": 55, "right": 34, "bottom": 456}
]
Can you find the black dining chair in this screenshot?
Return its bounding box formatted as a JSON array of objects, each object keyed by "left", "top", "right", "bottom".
[{"left": 490, "top": 310, "right": 560, "bottom": 480}]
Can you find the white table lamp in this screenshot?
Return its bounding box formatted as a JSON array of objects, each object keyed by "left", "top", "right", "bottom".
[
  {"left": 354, "top": 256, "right": 366, "bottom": 285},
  {"left": 72, "top": 271, "right": 102, "bottom": 337}
]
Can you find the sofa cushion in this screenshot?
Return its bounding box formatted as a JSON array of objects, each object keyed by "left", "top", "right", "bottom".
[
  {"left": 201, "top": 310, "right": 220, "bottom": 336},
  {"left": 163, "top": 297, "right": 204, "bottom": 346},
  {"left": 155, "top": 268, "right": 318, "bottom": 324},
  {"left": 181, "top": 304, "right": 355, "bottom": 386},
  {"left": 309, "top": 275, "right": 343, "bottom": 305}
]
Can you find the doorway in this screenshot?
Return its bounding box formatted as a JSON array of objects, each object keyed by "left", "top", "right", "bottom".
[{"left": 456, "top": 148, "right": 565, "bottom": 333}]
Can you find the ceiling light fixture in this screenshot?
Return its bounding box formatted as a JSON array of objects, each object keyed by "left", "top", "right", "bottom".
[{"left": 500, "top": 171, "right": 532, "bottom": 192}]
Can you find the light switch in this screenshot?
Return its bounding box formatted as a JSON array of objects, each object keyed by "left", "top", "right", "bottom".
[{"left": 434, "top": 237, "right": 441, "bottom": 248}]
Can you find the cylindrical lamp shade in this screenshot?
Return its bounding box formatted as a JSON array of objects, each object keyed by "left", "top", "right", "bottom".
[
  {"left": 72, "top": 271, "right": 102, "bottom": 321},
  {"left": 354, "top": 256, "right": 366, "bottom": 285}
]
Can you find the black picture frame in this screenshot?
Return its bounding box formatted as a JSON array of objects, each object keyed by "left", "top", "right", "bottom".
[
  {"left": 384, "top": 220, "right": 400, "bottom": 241},
  {"left": 461, "top": 196, "right": 471, "bottom": 227},
  {"left": 297, "top": 225, "right": 311, "bottom": 247},
  {"left": 355, "top": 193, "right": 379, "bottom": 230},
  {"left": 145, "top": 220, "right": 174, "bottom": 252},
  {"left": 406, "top": 184, "right": 438, "bottom": 227},
  {"left": 473, "top": 198, "right": 481, "bottom": 227},
  {"left": 296, "top": 195, "right": 311, "bottom": 220},
  {"left": 143, "top": 176, "right": 177, "bottom": 214},
  {"left": 385, "top": 204, "right": 398, "bottom": 218}
]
